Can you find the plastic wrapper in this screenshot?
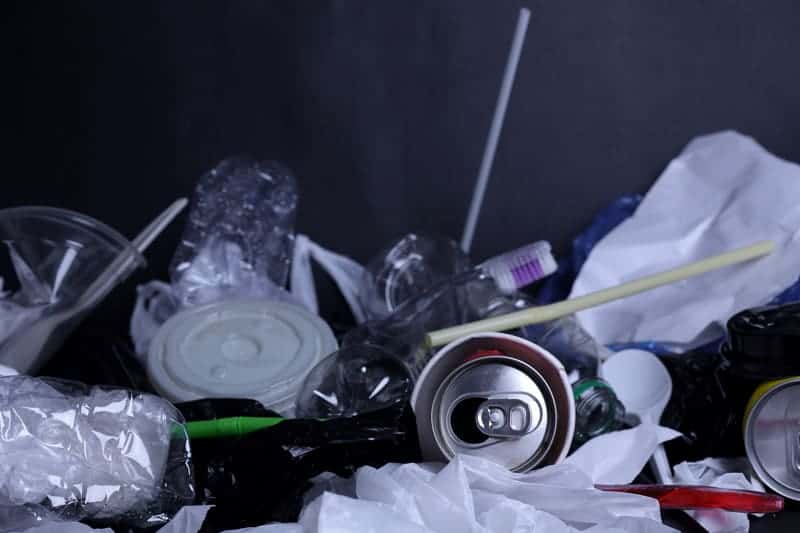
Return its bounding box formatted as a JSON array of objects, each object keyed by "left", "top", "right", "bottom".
[
  {"left": 170, "top": 156, "right": 299, "bottom": 308},
  {"left": 0, "top": 375, "right": 194, "bottom": 531}
]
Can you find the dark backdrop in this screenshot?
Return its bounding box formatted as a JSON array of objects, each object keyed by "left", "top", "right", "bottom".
[
  {"left": 3, "top": 2, "right": 800, "bottom": 529},
  {"left": 5, "top": 0, "right": 800, "bottom": 336}
]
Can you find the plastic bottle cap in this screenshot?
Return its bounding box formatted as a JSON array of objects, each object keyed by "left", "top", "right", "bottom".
[{"left": 147, "top": 300, "right": 337, "bottom": 414}]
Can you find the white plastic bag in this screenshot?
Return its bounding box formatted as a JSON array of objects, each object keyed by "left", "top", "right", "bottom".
[
  {"left": 565, "top": 423, "right": 681, "bottom": 485},
  {"left": 290, "top": 234, "right": 368, "bottom": 323},
  {"left": 298, "top": 456, "right": 676, "bottom": 533}
]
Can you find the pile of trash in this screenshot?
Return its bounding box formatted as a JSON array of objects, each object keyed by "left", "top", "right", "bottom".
[{"left": 2, "top": 130, "right": 800, "bottom": 533}]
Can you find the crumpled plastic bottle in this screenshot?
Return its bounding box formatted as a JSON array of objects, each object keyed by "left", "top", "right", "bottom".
[
  {"left": 170, "top": 156, "right": 299, "bottom": 307},
  {"left": 0, "top": 375, "right": 193, "bottom": 531}
]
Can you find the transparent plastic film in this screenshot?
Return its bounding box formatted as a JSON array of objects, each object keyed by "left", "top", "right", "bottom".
[{"left": 0, "top": 375, "right": 193, "bottom": 531}]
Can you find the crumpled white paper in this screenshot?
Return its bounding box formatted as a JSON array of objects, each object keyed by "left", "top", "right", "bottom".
[
  {"left": 565, "top": 423, "right": 681, "bottom": 485},
  {"left": 570, "top": 131, "right": 800, "bottom": 348},
  {"left": 673, "top": 457, "right": 766, "bottom": 533}
]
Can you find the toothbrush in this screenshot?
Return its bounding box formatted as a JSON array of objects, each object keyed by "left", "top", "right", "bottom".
[{"left": 480, "top": 241, "right": 558, "bottom": 293}]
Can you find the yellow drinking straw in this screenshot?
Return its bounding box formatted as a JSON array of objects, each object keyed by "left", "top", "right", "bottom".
[{"left": 427, "top": 240, "right": 775, "bottom": 347}]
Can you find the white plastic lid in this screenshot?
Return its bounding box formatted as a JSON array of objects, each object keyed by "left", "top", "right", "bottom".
[{"left": 147, "top": 299, "right": 337, "bottom": 414}]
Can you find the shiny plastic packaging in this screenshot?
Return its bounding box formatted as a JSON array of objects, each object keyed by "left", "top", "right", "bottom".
[{"left": 0, "top": 375, "right": 193, "bottom": 531}]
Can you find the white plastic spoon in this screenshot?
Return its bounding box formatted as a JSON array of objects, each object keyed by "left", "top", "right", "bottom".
[{"left": 602, "top": 348, "right": 674, "bottom": 483}]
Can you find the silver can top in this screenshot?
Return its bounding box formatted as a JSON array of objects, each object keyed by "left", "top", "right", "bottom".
[
  {"left": 745, "top": 379, "right": 800, "bottom": 501},
  {"left": 430, "top": 355, "right": 557, "bottom": 472}
]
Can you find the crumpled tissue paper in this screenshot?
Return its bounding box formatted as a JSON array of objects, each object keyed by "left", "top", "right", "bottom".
[{"left": 570, "top": 131, "right": 800, "bottom": 348}]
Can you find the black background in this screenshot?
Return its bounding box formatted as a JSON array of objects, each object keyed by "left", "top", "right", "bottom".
[{"left": 3, "top": 2, "right": 800, "bottom": 530}]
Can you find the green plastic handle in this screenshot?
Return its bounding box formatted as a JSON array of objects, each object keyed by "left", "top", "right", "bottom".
[{"left": 184, "top": 416, "right": 285, "bottom": 439}]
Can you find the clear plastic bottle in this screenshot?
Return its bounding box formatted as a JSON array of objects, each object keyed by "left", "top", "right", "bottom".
[
  {"left": 358, "top": 233, "right": 556, "bottom": 322},
  {"left": 170, "top": 156, "right": 299, "bottom": 307},
  {"left": 296, "top": 238, "right": 556, "bottom": 418},
  {"left": 358, "top": 234, "right": 471, "bottom": 321}
]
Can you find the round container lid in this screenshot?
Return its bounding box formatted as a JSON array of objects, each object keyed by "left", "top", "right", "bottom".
[
  {"left": 745, "top": 379, "right": 800, "bottom": 501},
  {"left": 147, "top": 300, "right": 337, "bottom": 408}
]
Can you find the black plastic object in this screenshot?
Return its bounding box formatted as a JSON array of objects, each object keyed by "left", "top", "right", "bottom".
[
  {"left": 659, "top": 350, "right": 742, "bottom": 461},
  {"left": 663, "top": 302, "right": 800, "bottom": 462},
  {"left": 191, "top": 402, "right": 421, "bottom": 532},
  {"left": 176, "top": 397, "right": 275, "bottom": 421},
  {"left": 723, "top": 303, "right": 800, "bottom": 380}
]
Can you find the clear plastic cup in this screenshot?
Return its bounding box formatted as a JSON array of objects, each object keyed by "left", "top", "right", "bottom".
[{"left": 0, "top": 206, "right": 144, "bottom": 372}]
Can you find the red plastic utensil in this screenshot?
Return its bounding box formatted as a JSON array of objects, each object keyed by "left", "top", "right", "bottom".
[{"left": 596, "top": 484, "right": 784, "bottom": 513}]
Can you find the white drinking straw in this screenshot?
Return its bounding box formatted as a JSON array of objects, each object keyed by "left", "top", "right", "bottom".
[{"left": 461, "top": 7, "right": 531, "bottom": 253}]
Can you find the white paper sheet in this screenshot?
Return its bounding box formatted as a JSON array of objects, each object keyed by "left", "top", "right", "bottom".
[{"left": 570, "top": 131, "right": 800, "bottom": 347}]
